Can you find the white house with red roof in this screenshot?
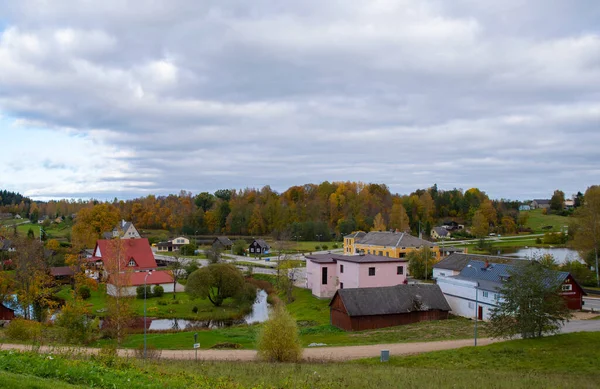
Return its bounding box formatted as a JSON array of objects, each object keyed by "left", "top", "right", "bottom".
[{"left": 88, "top": 238, "right": 174, "bottom": 297}]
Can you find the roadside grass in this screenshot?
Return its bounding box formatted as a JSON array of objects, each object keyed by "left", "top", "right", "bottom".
[
  {"left": 355, "top": 332, "right": 600, "bottom": 376},
  {"left": 524, "top": 209, "right": 571, "bottom": 233},
  {"left": 3, "top": 342, "right": 598, "bottom": 389},
  {"left": 286, "top": 287, "right": 331, "bottom": 325},
  {"left": 55, "top": 284, "right": 247, "bottom": 320},
  {"left": 0, "top": 370, "right": 87, "bottom": 389}
]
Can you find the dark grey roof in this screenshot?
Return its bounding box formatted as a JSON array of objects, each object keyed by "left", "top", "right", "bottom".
[
  {"left": 306, "top": 253, "right": 408, "bottom": 264},
  {"left": 213, "top": 236, "right": 233, "bottom": 246},
  {"left": 356, "top": 231, "right": 436, "bottom": 248},
  {"left": 532, "top": 199, "right": 551, "bottom": 204},
  {"left": 102, "top": 232, "right": 113, "bottom": 240},
  {"left": 332, "top": 284, "right": 451, "bottom": 316},
  {"left": 344, "top": 231, "right": 367, "bottom": 239},
  {"left": 433, "top": 253, "right": 520, "bottom": 271},
  {"left": 432, "top": 227, "right": 450, "bottom": 237},
  {"left": 253, "top": 239, "right": 270, "bottom": 249}
]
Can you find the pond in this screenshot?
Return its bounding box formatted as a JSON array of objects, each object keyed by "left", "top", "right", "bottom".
[
  {"left": 505, "top": 247, "right": 582, "bottom": 264},
  {"left": 145, "top": 289, "right": 270, "bottom": 331}
]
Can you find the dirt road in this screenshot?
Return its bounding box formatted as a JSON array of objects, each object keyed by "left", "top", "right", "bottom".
[{"left": 0, "top": 337, "right": 498, "bottom": 362}]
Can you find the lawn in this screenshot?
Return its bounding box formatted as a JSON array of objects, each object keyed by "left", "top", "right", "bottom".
[
  {"left": 0, "top": 371, "right": 87, "bottom": 389},
  {"left": 356, "top": 332, "right": 600, "bottom": 376},
  {"left": 523, "top": 209, "right": 571, "bottom": 233},
  {"left": 56, "top": 284, "right": 249, "bottom": 320}
]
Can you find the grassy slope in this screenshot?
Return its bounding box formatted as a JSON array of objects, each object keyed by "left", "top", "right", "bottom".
[
  {"left": 3, "top": 333, "right": 600, "bottom": 389},
  {"left": 524, "top": 209, "right": 570, "bottom": 233},
  {"left": 356, "top": 332, "right": 600, "bottom": 375},
  {"left": 0, "top": 371, "right": 87, "bottom": 389}
]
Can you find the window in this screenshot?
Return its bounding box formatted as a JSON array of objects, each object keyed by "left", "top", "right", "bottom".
[
  {"left": 340, "top": 264, "right": 344, "bottom": 273},
  {"left": 482, "top": 291, "right": 489, "bottom": 298},
  {"left": 250, "top": 248, "right": 254, "bottom": 253},
  {"left": 367, "top": 250, "right": 371, "bottom": 254},
  {"left": 494, "top": 293, "right": 499, "bottom": 301},
  {"left": 399, "top": 253, "right": 406, "bottom": 258},
  {"left": 340, "top": 282, "right": 344, "bottom": 289},
  {"left": 562, "top": 284, "right": 572, "bottom": 291},
  {"left": 378, "top": 251, "right": 383, "bottom": 256},
  {"left": 368, "top": 267, "right": 375, "bottom": 276},
  {"left": 397, "top": 266, "right": 404, "bottom": 275},
  {"left": 322, "top": 267, "right": 328, "bottom": 285},
  {"left": 386, "top": 252, "right": 389, "bottom": 257},
  {"left": 128, "top": 259, "right": 136, "bottom": 267}
]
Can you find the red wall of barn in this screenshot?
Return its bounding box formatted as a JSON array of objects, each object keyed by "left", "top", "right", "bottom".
[
  {"left": 559, "top": 275, "right": 584, "bottom": 310},
  {"left": 0, "top": 304, "right": 15, "bottom": 320},
  {"left": 331, "top": 308, "right": 449, "bottom": 331}
]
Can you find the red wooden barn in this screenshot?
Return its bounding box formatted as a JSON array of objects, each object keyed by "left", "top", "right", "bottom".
[
  {"left": 558, "top": 273, "right": 586, "bottom": 310},
  {"left": 0, "top": 303, "right": 15, "bottom": 320},
  {"left": 330, "top": 284, "right": 451, "bottom": 331}
]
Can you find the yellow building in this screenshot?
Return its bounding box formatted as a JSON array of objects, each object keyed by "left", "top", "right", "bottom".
[{"left": 344, "top": 231, "right": 440, "bottom": 260}]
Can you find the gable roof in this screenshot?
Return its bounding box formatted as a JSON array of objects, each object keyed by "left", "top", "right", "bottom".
[
  {"left": 532, "top": 199, "right": 551, "bottom": 204},
  {"left": 432, "top": 227, "right": 450, "bottom": 237},
  {"left": 433, "top": 253, "right": 519, "bottom": 271},
  {"left": 213, "top": 236, "right": 233, "bottom": 246},
  {"left": 94, "top": 238, "right": 157, "bottom": 269},
  {"left": 128, "top": 270, "right": 174, "bottom": 286},
  {"left": 354, "top": 231, "right": 436, "bottom": 248},
  {"left": 50, "top": 266, "right": 75, "bottom": 277},
  {"left": 331, "top": 284, "right": 451, "bottom": 316},
  {"left": 306, "top": 253, "right": 408, "bottom": 264},
  {"left": 344, "top": 231, "right": 367, "bottom": 239},
  {"left": 252, "top": 239, "right": 270, "bottom": 249}
]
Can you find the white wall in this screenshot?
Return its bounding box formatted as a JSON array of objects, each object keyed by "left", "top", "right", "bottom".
[
  {"left": 432, "top": 268, "right": 460, "bottom": 279},
  {"left": 436, "top": 276, "right": 500, "bottom": 321}
]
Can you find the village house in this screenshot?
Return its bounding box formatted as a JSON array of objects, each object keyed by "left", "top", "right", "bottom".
[
  {"left": 156, "top": 236, "right": 190, "bottom": 252},
  {"left": 86, "top": 238, "right": 173, "bottom": 296},
  {"left": 103, "top": 220, "right": 141, "bottom": 240},
  {"left": 433, "top": 253, "right": 515, "bottom": 279},
  {"left": 212, "top": 236, "right": 233, "bottom": 251},
  {"left": 431, "top": 227, "right": 451, "bottom": 240},
  {"left": 436, "top": 258, "right": 586, "bottom": 321},
  {"left": 530, "top": 199, "right": 551, "bottom": 210},
  {"left": 248, "top": 239, "right": 270, "bottom": 255},
  {"left": 329, "top": 284, "right": 451, "bottom": 331},
  {"left": 344, "top": 231, "right": 440, "bottom": 260},
  {"left": 306, "top": 252, "right": 408, "bottom": 298},
  {"left": 0, "top": 303, "right": 15, "bottom": 320}
]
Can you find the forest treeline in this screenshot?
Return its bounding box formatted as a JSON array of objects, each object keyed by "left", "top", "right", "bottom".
[{"left": 0, "top": 183, "right": 524, "bottom": 240}]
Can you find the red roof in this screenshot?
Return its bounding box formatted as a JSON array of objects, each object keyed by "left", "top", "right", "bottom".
[
  {"left": 94, "top": 238, "right": 157, "bottom": 269},
  {"left": 126, "top": 270, "right": 174, "bottom": 286}
]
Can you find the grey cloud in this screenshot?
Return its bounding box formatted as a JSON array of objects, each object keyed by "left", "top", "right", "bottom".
[{"left": 0, "top": 0, "right": 599, "bottom": 200}]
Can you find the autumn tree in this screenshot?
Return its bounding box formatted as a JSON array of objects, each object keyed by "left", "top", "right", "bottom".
[
  {"left": 550, "top": 190, "right": 565, "bottom": 212},
  {"left": 389, "top": 202, "right": 410, "bottom": 232},
  {"left": 71, "top": 204, "right": 120, "bottom": 248},
  {"left": 471, "top": 210, "right": 489, "bottom": 238},
  {"left": 185, "top": 263, "right": 245, "bottom": 306},
  {"left": 571, "top": 185, "right": 600, "bottom": 287},
  {"left": 407, "top": 246, "right": 435, "bottom": 280},
  {"left": 372, "top": 212, "right": 386, "bottom": 231},
  {"left": 500, "top": 216, "right": 516, "bottom": 235},
  {"left": 256, "top": 305, "right": 302, "bottom": 362}
]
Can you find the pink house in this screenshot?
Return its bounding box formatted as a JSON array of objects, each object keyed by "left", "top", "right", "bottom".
[{"left": 306, "top": 253, "right": 408, "bottom": 298}]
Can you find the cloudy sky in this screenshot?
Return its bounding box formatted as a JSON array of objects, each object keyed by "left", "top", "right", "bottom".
[{"left": 0, "top": 1, "right": 598, "bottom": 201}]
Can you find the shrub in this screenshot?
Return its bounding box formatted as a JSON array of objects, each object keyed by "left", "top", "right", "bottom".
[
  {"left": 210, "top": 342, "right": 242, "bottom": 349},
  {"left": 169, "top": 299, "right": 181, "bottom": 305},
  {"left": 321, "top": 244, "right": 329, "bottom": 250},
  {"left": 134, "top": 343, "right": 162, "bottom": 360},
  {"left": 78, "top": 285, "right": 91, "bottom": 300},
  {"left": 179, "top": 243, "right": 197, "bottom": 256},
  {"left": 6, "top": 318, "right": 43, "bottom": 342},
  {"left": 136, "top": 285, "right": 152, "bottom": 299},
  {"left": 256, "top": 306, "right": 302, "bottom": 362},
  {"left": 152, "top": 285, "right": 165, "bottom": 297},
  {"left": 535, "top": 237, "right": 542, "bottom": 244},
  {"left": 157, "top": 299, "right": 168, "bottom": 306},
  {"left": 55, "top": 301, "right": 99, "bottom": 345},
  {"left": 332, "top": 243, "right": 338, "bottom": 249},
  {"left": 192, "top": 306, "right": 198, "bottom": 314},
  {"left": 314, "top": 245, "right": 321, "bottom": 251}
]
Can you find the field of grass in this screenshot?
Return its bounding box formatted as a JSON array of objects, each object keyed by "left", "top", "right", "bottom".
[
  {"left": 0, "top": 371, "right": 86, "bottom": 389},
  {"left": 356, "top": 332, "right": 600, "bottom": 376},
  {"left": 2, "top": 333, "right": 599, "bottom": 389},
  {"left": 56, "top": 284, "right": 248, "bottom": 320},
  {"left": 523, "top": 209, "right": 571, "bottom": 233}
]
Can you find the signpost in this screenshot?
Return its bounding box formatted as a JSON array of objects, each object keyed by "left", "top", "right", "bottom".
[{"left": 194, "top": 333, "right": 199, "bottom": 361}]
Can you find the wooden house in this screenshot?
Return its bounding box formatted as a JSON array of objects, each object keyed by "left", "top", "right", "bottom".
[{"left": 329, "top": 284, "right": 451, "bottom": 331}]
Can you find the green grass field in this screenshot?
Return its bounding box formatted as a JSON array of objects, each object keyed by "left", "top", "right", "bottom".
[
  {"left": 56, "top": 284, "right": 248, "bottom": 320},
  {"left": 523, "top": 209, "right": 571, "bottom": 233},
  {"left": 2, "top": 333, "right": 598, "bottom": 389}
]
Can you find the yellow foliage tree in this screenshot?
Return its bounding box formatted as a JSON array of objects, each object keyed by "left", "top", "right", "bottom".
[{"left": 372, "top": 212, "right": 386, "bottom": 231}]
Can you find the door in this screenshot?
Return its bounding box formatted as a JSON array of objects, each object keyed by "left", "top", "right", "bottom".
[{"left": 478, "top": 306, "right": 483, "bottom": 320}]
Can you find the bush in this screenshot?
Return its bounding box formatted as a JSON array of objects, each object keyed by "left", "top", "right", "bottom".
[
  {"left": 321, "top": 244, "right": 329, "bottom": 250},
  {"left": 332, "top": 243, "right": 338, "bottom": 249},
  {"left": 157, "top": 299, "right": 168, "bottom": 306},
  {"left": 6, "top": 318, "right": 43, "bottom": 342},
  {"left": 192, "top": 306, "right": 198, "bottom": 314},
  {"left": 535, "top": 237, "right": 542, "bottom": 244},
  {"left": 136, "top": 285, "right": 152, "bottom": 299},
  {"left": 233, "top": 239, "right": 248, "bottom": 256},
  {"left": 314, "top": 245, "right": 321, "bottom": 251},
  {"left": 134, "top": 343, "right": 162, "bottom": 360},
  {"left": 78, "top": 285, "right": 91, "bottom": 300},
  {"left": 152, "top": 285, "right": 165, "bottom": 297},
  {"left": 210, "top": 342, "right": 242, "bottom": 349},
  {"left": 179, "top": 243, "right": 197, "bottom": 256},
  {"left": 256, "top": 306, "right": 302, "bottom": 362}
]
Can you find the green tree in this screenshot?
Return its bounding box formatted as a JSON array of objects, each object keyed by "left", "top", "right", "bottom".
[
  {"left": 205, "top": 245, "right": 222, "bottom": 264},
  {"left": 232, "top": 239, "right": 247, "bottom": 256},
  {"left": 571, "top": 186, "right": 600, "bottom": 286},
  {"left": 194, "top": 192, "right": 215, "bottom": 212},
  {"left": 185, "top": 263, "right": 244, "bottom": 306},
  {"left": 407, "top": 246, "right": 434, "bottom": 280},
  {"left": 488, "top": 263, "right": 571, "bottom": 339},
  {"left": 550, "top": 190, "right": 565, "bottom": 212},
  {"left": 55, "top": 299, "right": 99, "bottom": 345},
  {"left": 256, "top": 305, "right": 302, "bottom": 362}
]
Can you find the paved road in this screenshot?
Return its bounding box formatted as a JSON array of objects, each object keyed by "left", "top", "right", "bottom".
[{"left": 583, "top": 297, "right": 600, "bottom": 312}]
